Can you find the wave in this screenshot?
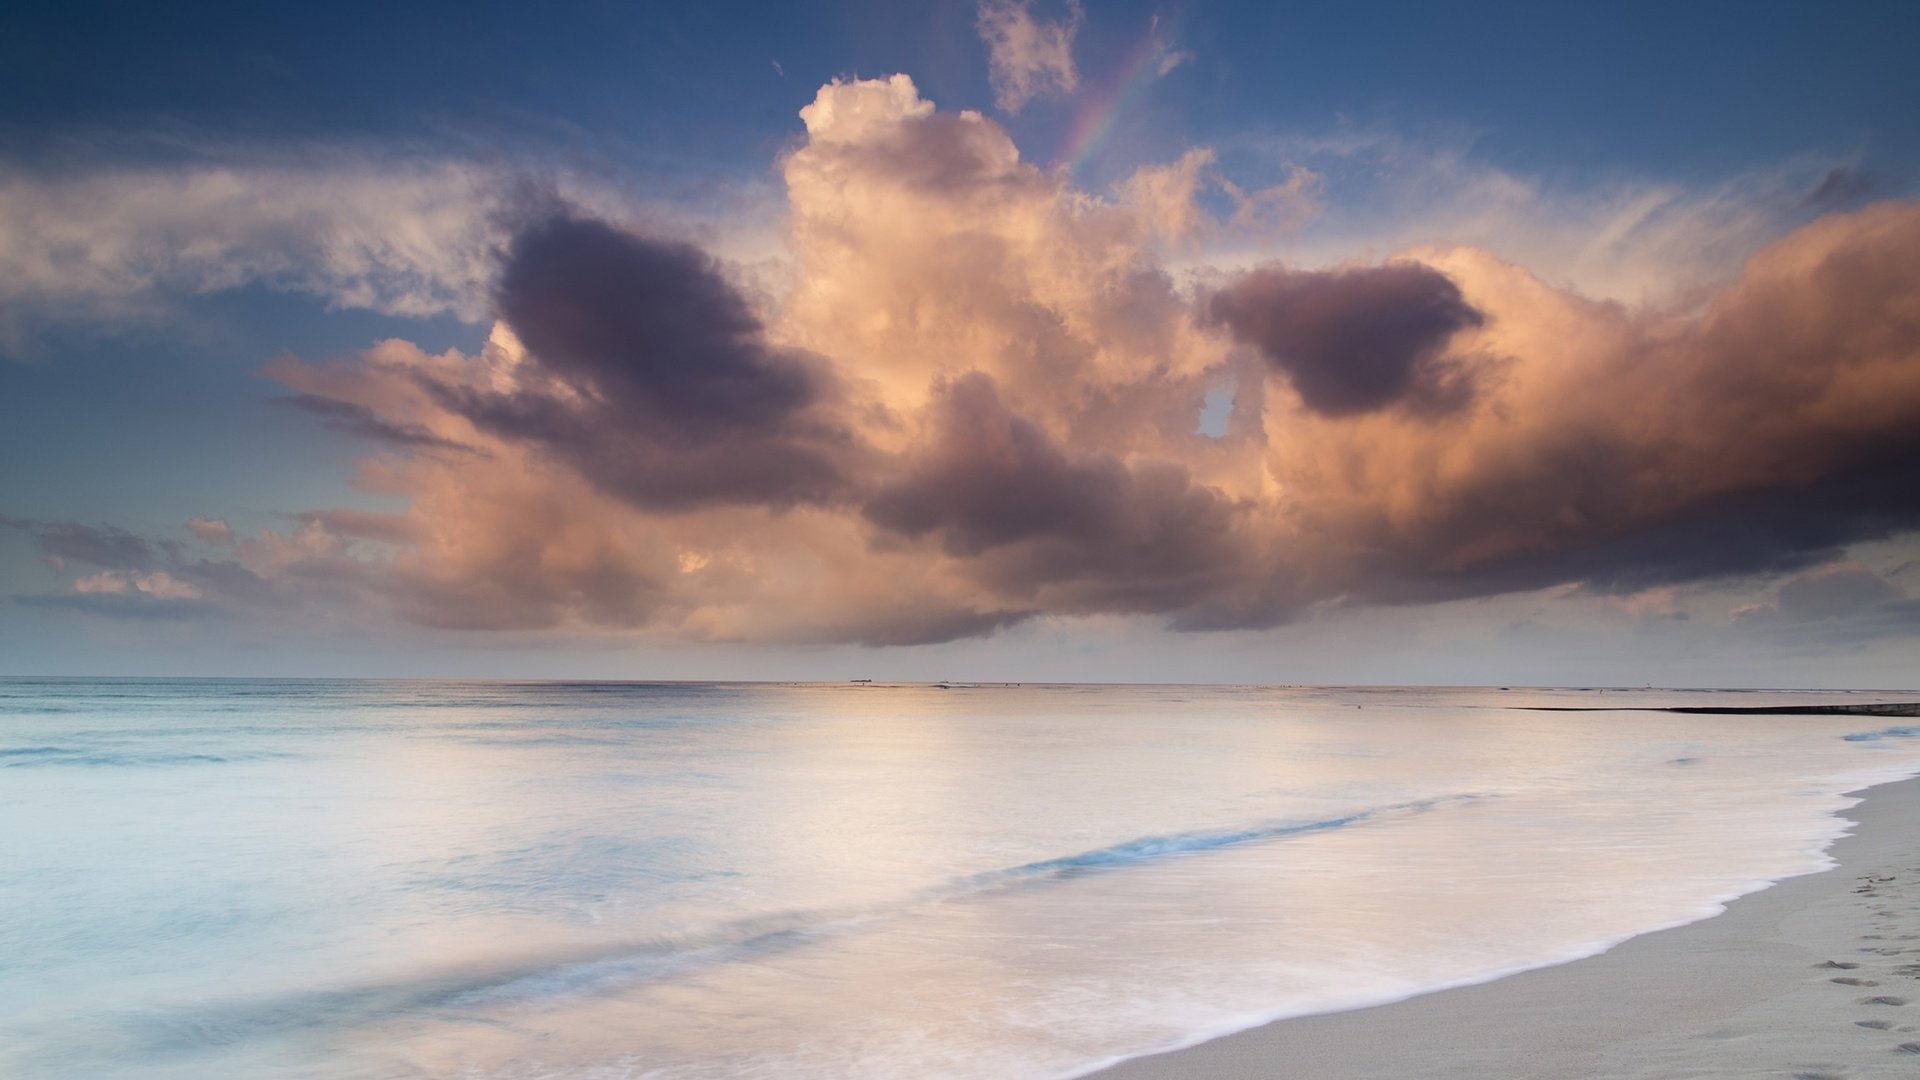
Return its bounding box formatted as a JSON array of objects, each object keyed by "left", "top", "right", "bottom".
[
  {"left": 0, "top": 745, "right": 293, "bottom": 767},
  {"left": 1842, "top": 725, "right": 1920, "bottom": 742},
  {"left": 69, "top": 794, "right": 1484, "bottom": 1061},
  {"left": 0, "top": 745, "right": 72, "bottom": 757},
  {"left": 456, "top": 795, "right": 1484, "bottom": 1008},
  {"left": 954, "top": 794, "right": 1481, "bottom": 890}
]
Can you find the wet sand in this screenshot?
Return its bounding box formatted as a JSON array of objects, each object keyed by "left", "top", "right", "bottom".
[{"left": 1090, "top": 774, "right": 1920, "bottom": 1079}]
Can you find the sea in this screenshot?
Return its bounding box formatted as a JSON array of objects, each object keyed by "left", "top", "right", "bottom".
[{"left": 4, "top": 679, "right": 1920, "bottom": 1080}]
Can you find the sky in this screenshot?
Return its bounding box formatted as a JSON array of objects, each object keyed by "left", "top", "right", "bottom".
[{"left": 2, "top": 0, "right": 1918, "bottom": 685}]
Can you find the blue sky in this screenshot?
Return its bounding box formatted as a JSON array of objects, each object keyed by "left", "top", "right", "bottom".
[
  {"left": 3, "top": 1, "right": 1918, "bottom": 683},
  {"left": 8, "top": 2, "right": 1916, "bottom": 174}
]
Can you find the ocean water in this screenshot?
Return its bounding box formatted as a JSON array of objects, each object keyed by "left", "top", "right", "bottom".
[{"left": 4, "top": 680, "right": 1920, "bottom": 1079}]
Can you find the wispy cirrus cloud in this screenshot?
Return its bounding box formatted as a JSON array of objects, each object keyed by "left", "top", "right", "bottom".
[
  {"left": 0, "top": 156, "right": 501, "bottom": 348},
  {"left": 1201, "top": 125, "right": 1883, "bottom": 308},
  {"left": 0, "top": 149, "right": 787, "bottom": 354}
]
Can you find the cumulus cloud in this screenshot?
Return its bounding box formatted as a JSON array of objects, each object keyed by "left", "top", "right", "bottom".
[
  {"left": 31, "top": 75, "right": 1920, "bottom": 651},
  {"left": 276, "top": 84, "right": 1920, "bottom": 640},
  {"left": 186, "top": 517, "right": 234, "bottom": 545},
  {"left": 72, "top": 569, "right": 201, "bottom": 599},
  {"left": 976, "top": 0, "right": 1082, "bottom": 112},
  {"left": 68, "top": 571, "right": 130, "bottom": 595}
]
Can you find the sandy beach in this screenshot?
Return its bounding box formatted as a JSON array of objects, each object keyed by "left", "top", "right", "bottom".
[{"left": 1092, "top": 773, "right": 1920, "bottom": 1080}]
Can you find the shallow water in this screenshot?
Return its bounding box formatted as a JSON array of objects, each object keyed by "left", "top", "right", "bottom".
[{"left": 3, "top": 679, "right": 1918, "bottom": 1079}]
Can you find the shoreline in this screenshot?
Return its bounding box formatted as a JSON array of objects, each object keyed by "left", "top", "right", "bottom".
[{"left": 1088, "top": 772, "right": 1920, "bottom": 1079}]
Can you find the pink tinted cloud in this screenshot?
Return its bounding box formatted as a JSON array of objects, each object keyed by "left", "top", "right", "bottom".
[{"left": 164, "top": 76, "right": 1920, "bottom": 646}]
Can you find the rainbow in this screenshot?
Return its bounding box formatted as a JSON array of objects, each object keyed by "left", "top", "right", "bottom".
[{"left": 1056, "top": 13, "right": 1184, "bottom": 177}]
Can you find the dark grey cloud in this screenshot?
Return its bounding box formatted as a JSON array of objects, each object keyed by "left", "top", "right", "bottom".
[
  {"left": 2, "top": 513, "right": 357, "bottom": 623},
  {"left": 433, "top": 209, "right": 857, "bottom": 509},
  {"left": 830, "top": 604, "right": 1035, "bottom": 648},
  {"left": 1, "top": 517, "right": 161, "bottom": 569},
  {"left": 864, "top": 373, "right": 1246, "bottom": 615},
  {"left": 1208, "top": 262, "right": 1484, "bottom": 416},
  {"left": 494, "top": 212, "right": 810, "bottom": 428},
  {"left": 1349, "top": 442, "right": 1920, "bottom": 611}
]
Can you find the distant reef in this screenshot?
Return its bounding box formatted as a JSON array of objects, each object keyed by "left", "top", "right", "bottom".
[{"left": 1520, "top": 702, "right": 1920, "bottom": 717}]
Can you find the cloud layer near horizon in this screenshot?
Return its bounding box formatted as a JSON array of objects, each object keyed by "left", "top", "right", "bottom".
[{"left": 21, "top": 76, "right": 1920, "bottom": 646}]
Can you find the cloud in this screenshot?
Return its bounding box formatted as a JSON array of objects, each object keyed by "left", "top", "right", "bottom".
[
  {"left": 1778, "top": 563, "right": 1902, "bottom": 622},
  {"left": 1222, "top": 166, "right": 1324, "bottom": 238},
  {"left": 6, "top": 514, "right": 374, "bottom": 626},
  {"left": 1123, "top": 151, "right": 1324, "bottom": 244},
  {"left": 1734, "top": 561, "right": 1905, "bottom": 623},
  {"left": 431, "top": 208, "right": 860, "bottom": 510},
  {"left": 0, "top": 150, "right": 787, "bottom": 353},
  {"left": 0, "top": 157, "right": 501, "bottom": 347},
  {"left": 1803, "top": 166, "right": 1874, "bottom": 210},
  {"left": 1730, "top": 561, "right": 1920, "bottom": 645},
  {"left": 186, "top": 517, "right": 234, "bottom": 545},
  {"left": 276, "top": 393, "right": 480, "bottom": 453},
  {"left": 12, "top": 567, "right": 215, "bottom": 621},
  {"left": 1208, "top": 262, "right": 1485, "bottom": 416},
  {"left": 1208, "top": 127, "right": 1879, "bottom": 310},
  {"left": 49, "top": 75, "right": 1918, "bottom": 650},
  {"left": 863, "top": 372, "right": 1247, "bottom": 614},
  {"left": 72, "top": 569, "right": 202, "bottom": 600},
  {"left": 288, "top": 85, "right": 1920, "bottom": 638},
  {"left": 14, "top": 592, "right": 216, "bottom": 620},
  {"left": 69, "top": 571, "right": 130, "bottom": 594},
  {"left": 291, "top": 509, "right": 417, "bottom": 545},
  {"left": 2, "top": 517, "right": 162, "bottom": 568},
  {"left": 1242, "top": 199, "right": 1920, "bottom": 619},
  {"left": 976, "top": 0, "right": 1082, "bottom": 112}
]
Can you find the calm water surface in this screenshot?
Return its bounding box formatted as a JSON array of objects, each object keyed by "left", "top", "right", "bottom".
[{"left": 4, "top": 679, "right": 1919, "bottom": 1078}]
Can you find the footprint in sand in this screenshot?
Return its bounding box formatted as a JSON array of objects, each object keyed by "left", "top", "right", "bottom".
[
  {"left": 1832, "top": 977, "right": 1880, "bottom": 986},
  {"left": 1857, "top": 1019, "right": 1894, "bottom": 1029},
  {"left": 1859, "top": 996, "right": 1909, "bottom": 1006},
  {"left": 1819, "top": 961, "right": 1863, "bottom": 969},
  {"left": 1897, "top": 1042, "right": 1920, "bottom": 1054}
]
